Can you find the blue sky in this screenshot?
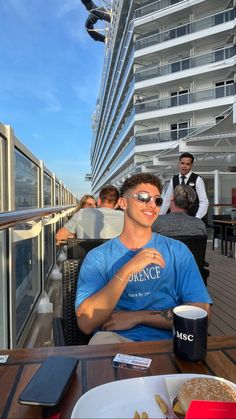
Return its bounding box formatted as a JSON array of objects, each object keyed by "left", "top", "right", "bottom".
[{"left": 0, "top": 0, "right": 105, "bottom": 198}]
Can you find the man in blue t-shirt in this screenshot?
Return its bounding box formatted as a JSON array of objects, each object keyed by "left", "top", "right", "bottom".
[{"left": 75, "top": 173, "right": 212, "bottom": 343}]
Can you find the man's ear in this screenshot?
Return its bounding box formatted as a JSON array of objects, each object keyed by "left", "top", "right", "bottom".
[
  {"left": 97, "top": 197, "right": 101, "bottom": 206},
  {"left": 118, "top": 197, "right": 127, "bottom": 210}
]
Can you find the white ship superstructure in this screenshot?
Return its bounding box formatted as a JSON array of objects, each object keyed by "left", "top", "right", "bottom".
[{"left": 91, "top": 0, "right": 236, "bottom": 205}]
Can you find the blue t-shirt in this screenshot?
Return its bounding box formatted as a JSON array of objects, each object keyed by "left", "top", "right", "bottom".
[{"left": 75, "top": 233, "right": 212, "bottom": 341}]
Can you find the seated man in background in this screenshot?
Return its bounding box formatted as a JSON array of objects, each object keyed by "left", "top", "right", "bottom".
[
  {"left": 152, "top": 185, "right": 207, "bottom": 236},
  {"left": 75, "top": 173, "right": 211, "bottom": 344},
  {"left": 56, "top": 185, "right": 124, "bottom": 242}
]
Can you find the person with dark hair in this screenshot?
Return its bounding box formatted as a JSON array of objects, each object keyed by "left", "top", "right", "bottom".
[
  {"left": 152, "top": 185, "right": 207, "bottom": 236},
  {"left": 75, "top": 173, "right": 211, "bottom": 344},
  {"left": 56, "top": 185, "right": 124, "bottom": 242},
  {"left": 97, "top": 184, "right": 120, "bottom": 206},
  {"left": 160, "top": 152, "right": 209, "bottom": 220}
]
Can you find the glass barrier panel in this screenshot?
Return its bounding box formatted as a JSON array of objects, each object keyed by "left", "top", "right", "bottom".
[
  {"left": 44, "top": 224, "right": 54, "bottom": 280},
  {"left": 0, "top": 140, "right": 2, "bottom": 211},
  {"left": 44, "top": 173, "right": 52, "bottom": 206},
  {"left": 203, "top": 177, "right": 214, "bottom": 226},
  {"left": 0, "top": 231, "right": 8, "bottom": 348},
  {"left": 15, "top": 150, "right": 39, "bottom": 209},
  {"left": 220, "top": 173, "right": 236, "bottom": 214},
  {"left": 55, "top": 183, "right": 60, "bottom": 205},
  {"left": 12, "top": 230, "right": 40, "bottom": 338},
  {"left": 0, "top": 134, "right": 7, "bottom": 211}
]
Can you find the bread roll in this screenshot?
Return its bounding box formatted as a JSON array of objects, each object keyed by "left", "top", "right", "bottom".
[{"left": 178, "top": 377, "right": 236, "bottom": 414}]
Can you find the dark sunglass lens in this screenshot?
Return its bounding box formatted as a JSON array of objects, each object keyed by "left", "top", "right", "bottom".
[
  {"left": 155, "top": 197, "right": 163, "bottom": 207},
  {"left": 137, "top": 193, "right": 150, "bottom": 203}
]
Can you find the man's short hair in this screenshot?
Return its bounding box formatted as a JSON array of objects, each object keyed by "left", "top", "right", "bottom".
[
  {"left": 120, "top": 173, "right": 163, "bottom": 196},
  {"left": 179, "top": 152, "right": 194, "bottom": 163},
  {"left": 99, "top": 184, "right": 120, "bottom": 205},
  {"left": 174, "top": 185, "right": 196, "bottom": 210}
]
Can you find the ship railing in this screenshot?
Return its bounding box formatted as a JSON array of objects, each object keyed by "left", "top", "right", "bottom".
[
  {"left": 134, "top": 0, "right": 184, "bottom": 18},
  {"left": 135, "top": 8, "right": 236, "bottom": 50},
  {"left": 135, "top": 45, "right": 236, "bottom": 82},
  {"left": 135, "top": 83, "right": 235, "bottom": 114},
  {"left": 0, "top": 205, "right": 76, "bottom": 349}
]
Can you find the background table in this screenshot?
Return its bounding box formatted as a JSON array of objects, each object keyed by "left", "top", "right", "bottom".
[
  {"left": 214, "top": 219, "right": 236, "bottom": 257},
  {"left": 0, "top": 335, "right": 236, "bottom": 418}
]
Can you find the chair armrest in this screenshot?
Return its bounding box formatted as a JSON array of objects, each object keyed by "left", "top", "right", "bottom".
[{"left": 52, "top": 317, "right": 66, "bottom": 346}]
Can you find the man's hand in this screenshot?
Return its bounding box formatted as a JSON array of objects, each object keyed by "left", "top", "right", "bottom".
[
  {"left": 121, "top": 247, "right": 165, "bottom": 279},
  {"left": 55, "top": 227, "right": 75, "bottom": 244},
  {"left": 101, "top": 311, "right": 140, "bottom": 331},
  {"left": 101, "top": 308, "right": 174, "bottom": 332}
]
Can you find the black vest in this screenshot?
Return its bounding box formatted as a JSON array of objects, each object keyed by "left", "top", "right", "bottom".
[{"left": 173, "top": 172, "right": 199, "bottom": 216}]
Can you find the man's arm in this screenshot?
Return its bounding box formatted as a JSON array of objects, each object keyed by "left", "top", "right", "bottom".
[
  {"left": 76, "top": 248, "right": 165, "bottom": 335},
  {"left": 159, "top": 180, "right": 173, "bottom": 215},
  {"left": 195, "top": 177, "right": 209, "bottom": 219},
  {"left": 101, "top": 308, "right": 174, "bottom": 331},
  {"left": 55, "top": 226, "right": 75, "bottom": 244},
  {"left": 101, "top": 302, "right": 211, "bottom": 331},
  {"left": 56, "top": 211, "right": 81, "bottom": 244}
]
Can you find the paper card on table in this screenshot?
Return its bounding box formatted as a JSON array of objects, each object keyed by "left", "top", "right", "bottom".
[
  {"left": 185, "top": 401, "right": 236, "bottom": 419},
  {"left": 113, "top": 353, "right": 152, "bottom": 370},
  {"left": 0, "top": 355, "right": 9, "bottom": 363}
]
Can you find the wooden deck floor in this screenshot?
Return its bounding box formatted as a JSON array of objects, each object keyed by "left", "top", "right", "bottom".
[
  {"left": 206, "top": 243, "right": 236, "bottom": 336},
  {"left": 24, "top": 242, "right": 236, "bottom": 348}
]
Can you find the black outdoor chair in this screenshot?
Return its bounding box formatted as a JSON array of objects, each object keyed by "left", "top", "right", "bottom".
[
  {"left": 167, "top": 235, "right": 209, "bottom": 285},
  {"left": 52, "top": 259, "right": 92, "bottom": 346},
  {"left": 212, "top": 215, "right": 231, "bottom": 255},
  {"left": 53, "top": 238, "right": 108, "bottom": 346},
  {"left": 67, "top": 238, "right": 108, "bottom": 259},
  {"left": 225, "top": 225, "right": 236, "bottom": 257}
]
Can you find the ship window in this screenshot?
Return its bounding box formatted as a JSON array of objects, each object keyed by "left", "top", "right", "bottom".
[
  {"left": 214, "top": 48, "right": 224, "bottom": 62},
  {"left": 170, "top": 90, "right": 189, "bottom": 106},
  {"left": 171, "top": 57, "right": 190, "bottom": 73},
  {"left": 215, "top": 80, "right": 234, "bottom": 98},
  {"left": 214, "top": 46, "right": 235, "bottom": 62},
  {"left": 171, "top": 122, "right": 189, "bottom": 141}
]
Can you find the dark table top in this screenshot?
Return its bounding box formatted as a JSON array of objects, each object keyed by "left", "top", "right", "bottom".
[
  {"left": 1, "top": 335, "right": 236, "bottom": 418},
  {"left": 214, "top": 219, "right": 236, "bottom": 224}
]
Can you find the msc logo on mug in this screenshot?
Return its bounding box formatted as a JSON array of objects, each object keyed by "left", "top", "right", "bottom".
[{"left": 176, "top": 331, "right": 194, "bottom": 341}]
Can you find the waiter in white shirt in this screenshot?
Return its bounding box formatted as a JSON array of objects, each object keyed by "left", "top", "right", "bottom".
[{"left": 160, "top": 152, "right": 209, "bottom": 220}]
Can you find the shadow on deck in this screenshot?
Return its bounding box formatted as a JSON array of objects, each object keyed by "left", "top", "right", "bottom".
[{"left": 24, "top": 241, "right": 236, "bottom": 348}]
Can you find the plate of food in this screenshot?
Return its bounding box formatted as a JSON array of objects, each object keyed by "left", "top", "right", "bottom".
[{"left": 71, "top": 374, "right": 236, "bottom": 418}]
